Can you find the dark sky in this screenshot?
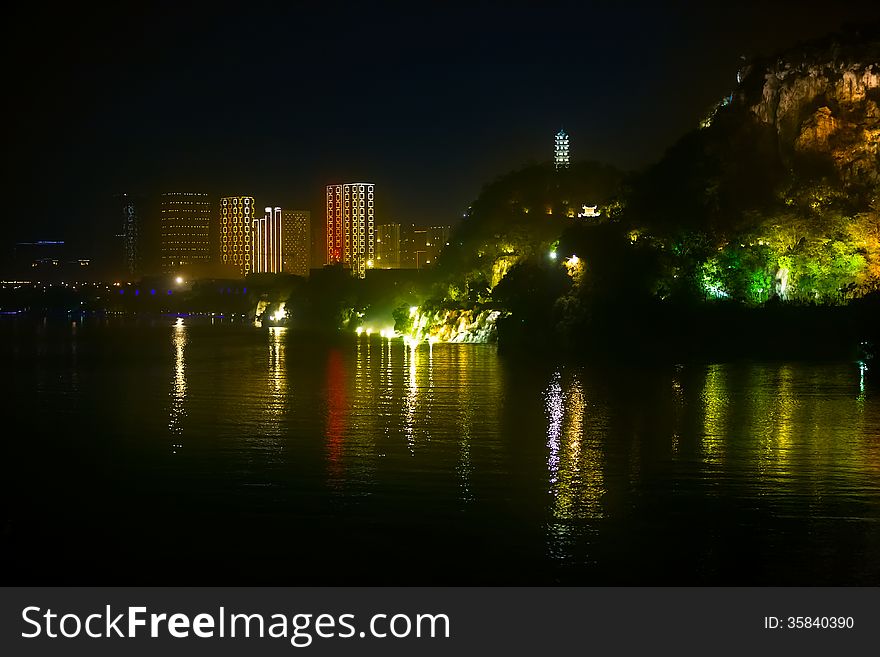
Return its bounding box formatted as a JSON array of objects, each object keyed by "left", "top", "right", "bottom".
[{"left": 4, "top": 0, "right": 879, "bottom": 254}]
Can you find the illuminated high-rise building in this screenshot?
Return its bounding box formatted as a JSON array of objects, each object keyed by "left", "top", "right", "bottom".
[
  {"left": 118, "top": 193, "right": 140, "bottom": 279},
  {"left": 555, "top": 128, "right": 570, "bottom": 170},
  {"left": 160, "top": 192, "right": 212, "bottom": 273},
  {"left": 326, "top": 183, "right": 374, "bottom": 279},
  {"left": 375, "top": 223, "right": 400, "bottom": 269},
  {"left": 424, "top": 225, "right": 451, "bottom": 266},
  {"left": 254, "top": 206, "right": 282, "bottom": 274},
  {"left": 282, "top": 209, "right": 310, "bottom": 277},
  {"left": 400, "top": 223, "right": 425, "bottom": 269},
  {"left": 219, "top": 196, "right": 256, "bottom": 277},
  {"left": 400, "top": 224, "right": 451, "bottom": 269}
]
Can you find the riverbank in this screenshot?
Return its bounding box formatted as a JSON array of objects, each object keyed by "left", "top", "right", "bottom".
[{"left": 498, "top": 297, "right": 880, "bottom": 364}]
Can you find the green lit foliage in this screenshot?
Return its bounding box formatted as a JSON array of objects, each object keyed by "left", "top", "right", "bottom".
[
  {"left": 631, "top": 157, "right": 879, "bottom": 306},
  {"left": 846, "top": 203, "right": 880, "bottom": 288},
  {"left": 558, "top": 222, "right": 662, "bottom": 303},
  {"left": 392, "top": 303, "right": 414, "bottom": 335},
  {"left": 746, "top": 182, "right": 879, "bottom": 303},
  {"left": 700, "top": 256, "right": 727, "bottom": 299},
  {"left": 726, "top": 244, "right": 772, "bottom": 303},
  {"left": 439, "top": 161, "right": 623, "bottom": 292}
]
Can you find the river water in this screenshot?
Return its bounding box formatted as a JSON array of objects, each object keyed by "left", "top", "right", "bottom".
[{"left": 2, "top": 316, "right": 878, "bottom": 584}]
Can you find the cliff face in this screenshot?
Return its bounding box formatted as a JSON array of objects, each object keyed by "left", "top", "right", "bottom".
[{"left": 736, "top": 35, "right": 880, "bottom": 186}]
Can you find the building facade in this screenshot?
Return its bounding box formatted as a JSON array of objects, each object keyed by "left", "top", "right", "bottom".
[
  {"left": 424, "top": 225, "right": 451, "bottom": 266},
  {"left": 160, "top": 192, "right": 212, "bottom": 273},
  {"left": 375, "top": 223, "right": 400, "bottom": 269},
  {"left": 282, "top": 209, "right": 310, "bottom": 277},
  {"left": 119, "top": 193, "right": 140, "bottom": 279},
  {"left": 219, "top": 196, "right": 256, "bottom": 277},
  {"left": 400, "top": 224, "right": 426, "bottom": 269},
  {"left": 254, "top": 206, "right": 283, "bottom": 274},
  {"left": 555, "top": 129, "right": 570, "bottom": 170},
  {"left": 400, "top": 224, "right": 452, "bottom": 269},
  {"left": 326, "top": 183, "right": 374, "bottom": 278}
]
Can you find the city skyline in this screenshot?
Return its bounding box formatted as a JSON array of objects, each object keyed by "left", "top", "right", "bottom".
[
  {"left": 7, "top": 2, "right": 877, "bottom": 256},
  {"left": 2, "top": 4, "right": 879, "bottom": 603},
  {"left": 14, "top": 182, "right": 452, "bottom": 280}
]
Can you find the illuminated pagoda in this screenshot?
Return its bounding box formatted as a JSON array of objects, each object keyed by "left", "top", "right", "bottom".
[{"left": 554, "top": 128, "right": 570, "bottom": 170}]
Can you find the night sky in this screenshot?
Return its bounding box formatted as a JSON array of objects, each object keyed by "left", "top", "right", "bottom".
[{"left": 4, "top": 0, "right": 879, "bottom": 257}]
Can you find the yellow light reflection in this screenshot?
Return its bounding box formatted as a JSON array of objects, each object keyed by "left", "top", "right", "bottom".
[
  {"left": 402, "top": 340, "right": 418, "bottom": 454},
  {"left": 749, "top": 364, "right": 796, "bottom": 484},
  {"left": 670, "top": 364, "right": 685, "bottom": 454},
  {"left": 456, "top": 352, "right": 474, "bottom": 503},
  {"left": 268, "top": 326, "right": 288, "bottom": 401},
  {"left": 169, "top": 318, "right": 187, "bottom": 452},
  {"left": 340, "top": 324, "right": 377, "bottom": 486},
  {"left": 857, "top": 362, "right": 867, "bottom": 408},
  {"left": 700, "top": 364, "right": 727, "bottom": 466},
  {"left": 544, "top": 370, "right": 605, "bottom": 520}
]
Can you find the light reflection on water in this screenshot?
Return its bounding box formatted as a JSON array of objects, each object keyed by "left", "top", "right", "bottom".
[
  {"left": 168, "top": 317, "right": 186, "bottom": 452},
  {"left": 3, "top": 318, "right": 880, "bottom": 584},
  {"left": 701, "top": 364, "right": 727, "bottom": 467},
  {"left": 544, "top": 370, "right": 605, "bottom": 520}
]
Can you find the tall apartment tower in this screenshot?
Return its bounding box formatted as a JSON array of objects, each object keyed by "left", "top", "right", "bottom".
[
  {"left": 119, "top": 193, "right": 140, "bottom": 279},
  {"left": 555, "top": 128, "right": 570, "bottom": 170},
  {"left": 254, "top": 206, "right": 282, "bottom": 274},
  {"left": 282, "top": 209, "right": 310, "bottom": 277},
  {"left": 375, "top": 223, "right": 400, "bottom": 269},
  {"left": 424, "top": 225, "right": 451, "bottom": 266},
  {"left": 160, "top": 192, "right": 213, "bottom": 273},
  {"left": 219, "top": 196, "right": 256, "bottom": 277},
  {"left": 326, "top": 183, "right": 374, "bottom": 279},
  {"left": 399, "top": 224, "right": 425, "bottom": 269}
]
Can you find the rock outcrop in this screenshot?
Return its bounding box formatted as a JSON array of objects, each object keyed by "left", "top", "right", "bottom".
[{"left": 735, "top": 31, "right": 880, "bottom": 186}]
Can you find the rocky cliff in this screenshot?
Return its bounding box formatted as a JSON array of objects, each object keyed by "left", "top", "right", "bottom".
[{"left": 735, "top": 31, "right": 880, "bottom": 186}]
